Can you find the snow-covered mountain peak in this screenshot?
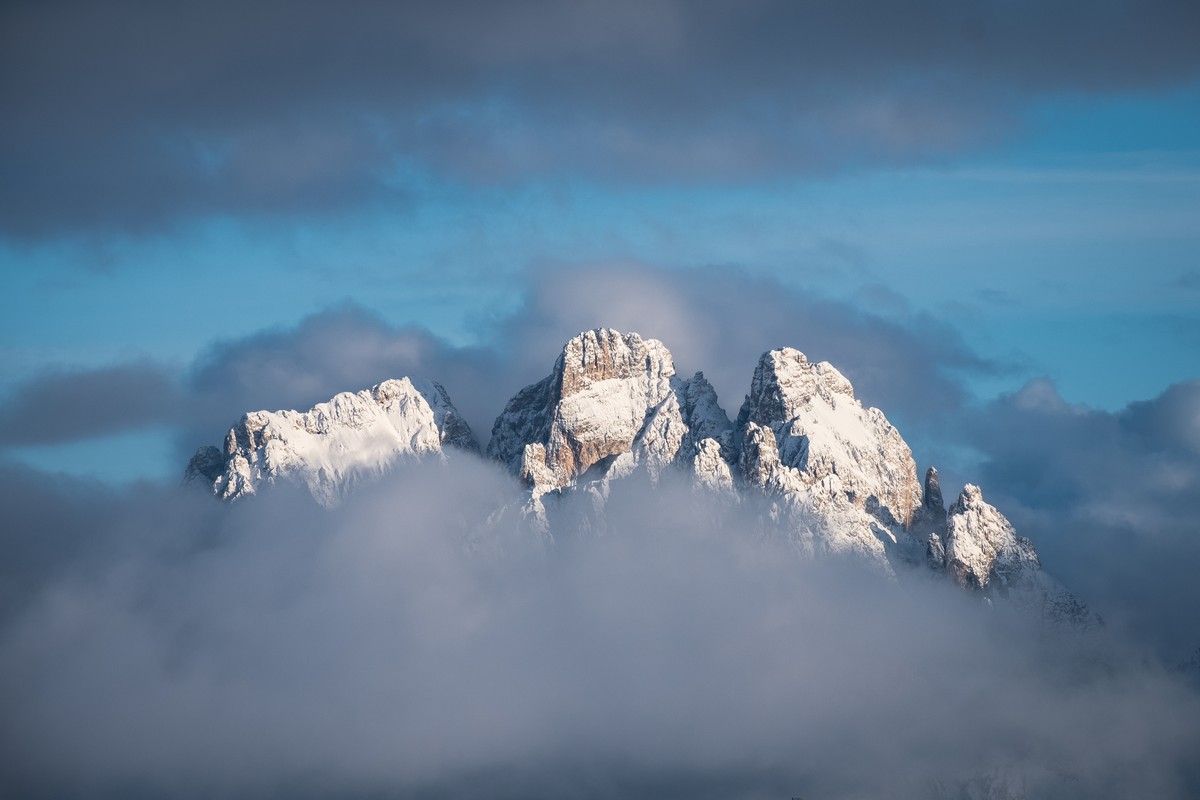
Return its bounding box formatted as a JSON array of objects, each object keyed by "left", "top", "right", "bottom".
[
  {"left": 487, "top": 329, "right": 737, "bottom": 516},
  {"left": 558, "top": 328, "right": 676, "bottom": 395},
  {"left": 953, "top": 482, "right": 985, "bottom": 508},
  {"left": 739, "top": 347, "right": 856, "bottom": 427},
  {"left": 186, "top": 377, "right": 478, "bottom": 506},
  {"left": 734, "top": 347, "right": 922, "bottom": 529},
  {"left": 943, "top": 483, "right": 1038, "bottom": 590}
]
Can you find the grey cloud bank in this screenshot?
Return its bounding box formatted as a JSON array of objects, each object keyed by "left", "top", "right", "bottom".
[
  {"left": 2, "top": 461, "right": 1199, "bottom": 799},
  {"left": 962, "top": 378, "right": 1200, "bottom": 657},
  {"left": 0, "top": 362, "right": 183, "bottom": 447},
  {"left": 3, "top": 0, "right": 1199, "bottom": 236}
]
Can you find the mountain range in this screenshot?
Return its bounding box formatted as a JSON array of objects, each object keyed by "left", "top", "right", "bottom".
[{"left": 186, "top": 328, "right": 1089, "bottom": 621}]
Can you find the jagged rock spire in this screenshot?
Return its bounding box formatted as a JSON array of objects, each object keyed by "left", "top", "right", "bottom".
[{"left": 923, "top": 466, "right": 945, "bottom": 515}]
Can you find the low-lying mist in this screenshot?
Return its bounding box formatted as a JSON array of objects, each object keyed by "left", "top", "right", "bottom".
[{"left": 1, "top": 456, "right": 1198, "bottom": 799}]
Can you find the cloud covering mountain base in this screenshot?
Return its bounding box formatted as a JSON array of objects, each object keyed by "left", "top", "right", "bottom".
[{"left": 2, "top": 458, "right": 1198, "bottom": 800}]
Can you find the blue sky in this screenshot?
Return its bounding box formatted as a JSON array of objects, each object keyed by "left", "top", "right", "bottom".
[{"left": 1, "top": 1, "right": 1198, "bottom": 482}]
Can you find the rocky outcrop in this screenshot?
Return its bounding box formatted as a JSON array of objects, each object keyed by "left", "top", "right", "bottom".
[{"left": 488, "top": 329, "right": 734, "bottom": 506}]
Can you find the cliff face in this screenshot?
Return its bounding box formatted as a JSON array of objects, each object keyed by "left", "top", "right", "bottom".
[{"left": 487, "top": 329, "right": 734, "bottom": 519}]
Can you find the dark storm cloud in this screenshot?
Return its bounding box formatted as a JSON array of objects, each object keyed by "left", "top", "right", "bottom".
[
  {"left": 0, "top": 362, "right": 183, "bottom": 446},
  {"left": 961, "top": 378, "right": 1200, "bottom": 658},
  {"left": 3, "top": 0, "right": 1199, "bottom": 237},
  {"left": 2, "top": 458, "right": 1200, "bottom": 799}
]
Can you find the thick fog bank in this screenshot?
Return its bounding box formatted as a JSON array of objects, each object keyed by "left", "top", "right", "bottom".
[{"left": 1, "top": 459, "right": 1198, "bottom": 799}]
